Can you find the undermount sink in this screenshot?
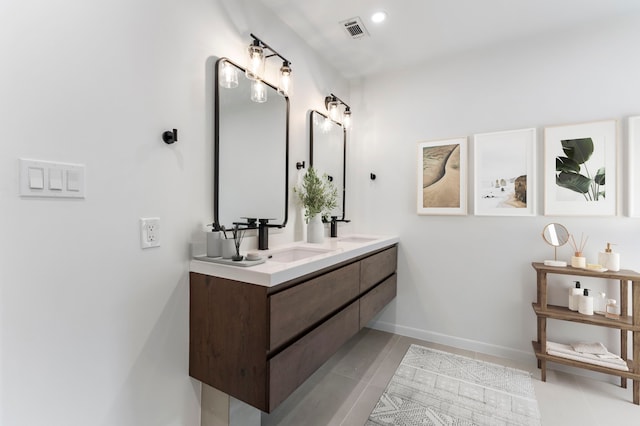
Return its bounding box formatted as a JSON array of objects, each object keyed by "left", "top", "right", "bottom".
[
  {"left": 267, "top": 246, "right": 333, "bottom": 263},
  {"left": 338, "top": 236, "right": 378, "bottom": 243}
]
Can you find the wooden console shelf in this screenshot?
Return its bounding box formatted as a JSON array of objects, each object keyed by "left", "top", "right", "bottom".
[{"left": 531, "top": 262, "right": 640, "bottom": 405}]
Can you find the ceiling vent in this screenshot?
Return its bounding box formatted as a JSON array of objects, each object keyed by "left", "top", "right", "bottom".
[{"left": 340, "top": 17, "right": 369, "bottom": 39}]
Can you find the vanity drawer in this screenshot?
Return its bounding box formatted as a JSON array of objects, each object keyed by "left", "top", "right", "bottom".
[
  {"left": 268, "top": 301, "right": 359, "bottom": 411},
  {"left": 269, "top": 262, "right": 360, "bottom": 350},
  {"left": 360, "top": 273, "right": 397, "bottom": 329},
  {"left": 360, "top": 246, "right": 397, "bottom": 292}
]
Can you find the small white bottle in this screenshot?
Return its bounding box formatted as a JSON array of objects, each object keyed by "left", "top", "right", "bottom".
[
  {"left": 605, "top": 299, "right": 621, "bottom": 319},
  {"left": 598, "top": 242, "right": 620, "bottom": 272},
  {"left": 569, "top": 281, "right": 581, "bottom": 311},
  {"left": 578, "top": 288, "right": 594, "bottom": 315},
  {"left": 594, "top": 292, "right": 607, "bottom": 315}
]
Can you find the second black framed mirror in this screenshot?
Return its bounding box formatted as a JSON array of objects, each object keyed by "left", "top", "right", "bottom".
[{"left": 309, "top": 110, "right": 347, "bottom": 221}]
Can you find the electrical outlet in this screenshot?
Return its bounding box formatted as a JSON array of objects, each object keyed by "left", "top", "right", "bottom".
[{"left": 140, "top": 217, "right": 160, "bottom": 248}]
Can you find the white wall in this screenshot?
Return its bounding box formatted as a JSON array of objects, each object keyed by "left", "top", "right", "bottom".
[
  {"left": 0, "top": 0, "right": 347, "bottom": 424},
  {"left": 353, "top": 14, "right": 640, "bottom": 361}
]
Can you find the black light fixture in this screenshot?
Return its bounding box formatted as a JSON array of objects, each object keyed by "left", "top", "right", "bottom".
[
  {"left": 324, "top": 93, "right": 352, "bottom": 129},
  {"left": 245, "top": 34, "right": 293, "bottom": 99}
]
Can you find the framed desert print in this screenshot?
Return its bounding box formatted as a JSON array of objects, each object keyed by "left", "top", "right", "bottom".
[
  {"left": 417, "top": 137, "right": 467, "bottom": 215},
  {"left": 544, "top": 119, "right": 617, "bottom": 216},
  {"left": 473, "top": 128, "right": 536, "bottom": 216},
  {"left": 629, "top": 116, "right": 640, "bottom": 217}
]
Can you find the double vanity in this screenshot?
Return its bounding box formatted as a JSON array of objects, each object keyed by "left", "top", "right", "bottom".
[
  {"left": 203, "top": 56, "right": 391, "bottom": 415},
  {"left": 189, "top": 235, "right": 398, "bottom": 412}
]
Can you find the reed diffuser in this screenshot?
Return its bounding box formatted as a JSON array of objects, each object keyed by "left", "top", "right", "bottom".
[
  {"left": 569, "top": 233, "right": 588, "bottom": 268},
  {"left": 231, "top": 224, "right": 245, "bottom": 261}
]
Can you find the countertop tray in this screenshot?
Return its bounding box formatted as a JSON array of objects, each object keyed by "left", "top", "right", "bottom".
[{"left": 193, "top": 255, "right": 266, "bottom": 267}]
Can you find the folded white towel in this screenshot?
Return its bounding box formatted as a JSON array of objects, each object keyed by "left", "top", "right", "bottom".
[
  {"left": 546, "top": 341, "right": 629, "bottom": 371},
  {"left": 597, "top": 353, "right": 623, "bottom": 359},
  {"left": 571, "top": 342, "right": 608, "bottom": 355}
]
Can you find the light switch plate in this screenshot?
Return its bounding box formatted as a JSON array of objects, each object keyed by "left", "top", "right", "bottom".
[{"left": 19, "top": 158, "right": 85, "bottom": 198}]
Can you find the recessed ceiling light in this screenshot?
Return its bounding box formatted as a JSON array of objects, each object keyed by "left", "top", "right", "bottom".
[{"left": 371, "top": 11, "right": 387, "bottom": 24}]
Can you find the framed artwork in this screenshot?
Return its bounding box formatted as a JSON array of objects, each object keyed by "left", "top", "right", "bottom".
[
  {"left": 473, "top": 128, "right": 536, "bottom": 216},
  {"left": 417, "top": 137, "right": 467, "bottom": 215},
  {"left": 544, "top": 119, "right": 617, "bottom": 216},
  {"left": 629, "top": 116, "right": 640, "bottom": 217}
]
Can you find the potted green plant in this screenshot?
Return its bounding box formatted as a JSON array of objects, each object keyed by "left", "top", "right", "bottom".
[{"left": 294, "top": 166, "right": 338, "bottom": 243}]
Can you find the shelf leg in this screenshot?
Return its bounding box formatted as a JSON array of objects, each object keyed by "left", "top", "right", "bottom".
[
  {"left": 541, "top": 360, "right": 546, "bottom": 382},
  {"left": 621, "top": 280, "right": 629, "bottom": 389},
  {"left": 633, "top": 281, "right": 640, "bottom": 404}
]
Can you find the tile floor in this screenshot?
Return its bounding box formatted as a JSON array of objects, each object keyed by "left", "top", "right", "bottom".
[{"left": 261, "top": 328, "right": 640, "bottom": 426}]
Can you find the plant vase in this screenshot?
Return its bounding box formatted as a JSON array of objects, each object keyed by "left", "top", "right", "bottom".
[{"left": 307, "top": 215, "right": 324, "bottom": 243}]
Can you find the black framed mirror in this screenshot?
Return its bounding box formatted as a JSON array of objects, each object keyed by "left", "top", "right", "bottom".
[
  {"left": 214, "top": 57, "right": 289, "bottom": 230},
  {"left": 309, "top": 110, "right": 346, "bottom": 220}
]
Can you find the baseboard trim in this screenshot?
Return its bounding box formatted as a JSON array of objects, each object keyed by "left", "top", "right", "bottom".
[
  {"left": 369, "top": 320, "right": 621, "bottom": 384},
  {"left": 369, "top": 320, "right": 535, "bottom": 362}
]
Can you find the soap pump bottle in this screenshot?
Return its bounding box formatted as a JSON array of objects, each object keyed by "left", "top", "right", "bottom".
[
  {"left": 206, "top": 223, "right": 222, "bottom": 258},
  {"left": 598, "top": 243, "right": 620, "bottom": 271},
  {"left": 569, "top": 281, "right": 581, "bottom": 311},
  {"left": 578, "top": 288, "right": 594, "bottom": 315}
]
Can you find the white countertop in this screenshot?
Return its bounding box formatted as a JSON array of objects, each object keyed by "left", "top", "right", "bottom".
[{"left": 189, "top": 234, "right": 399, "bottom": 287}]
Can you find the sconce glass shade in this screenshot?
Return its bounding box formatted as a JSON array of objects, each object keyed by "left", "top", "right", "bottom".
[
  {"left": 251, "top": 80, "right": 268, "bottom": 103},
  {"left": 322, "top": 116, "right": 333, "bottom": 133},
  {"left": 343, "top": 108, "right": 352, "bottom": 129},
  {"left": 278, "top": 62, "right": 292, "bottom": 96},
  {"left": 328, "top": 99, "right": 340, "bottom": 121},
  {"left": 219, "top": 60, "right": 238, "bottom": 89},
  {"left": 246, "top": 42, "right": 265, "bottom": 80}
]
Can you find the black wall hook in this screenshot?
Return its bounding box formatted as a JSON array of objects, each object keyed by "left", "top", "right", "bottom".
[
  {"left": 296, "top": 161, "right": 305, "bottom": 170},
  {"left": 370, "top": 173, "right": 376, "bottom": 180},
  {"left": 162, "top": 129, "right": 178, "bottom": 144}
]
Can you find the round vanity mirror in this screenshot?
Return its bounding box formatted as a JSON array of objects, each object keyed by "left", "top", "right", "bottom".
[{"left": 542, "top": 223, "right": 569, "bottom": 267}]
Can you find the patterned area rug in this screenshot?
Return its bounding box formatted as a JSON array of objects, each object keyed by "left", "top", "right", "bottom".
[{"left": 366, "top": 345, "right": 541, "bottom": 425}]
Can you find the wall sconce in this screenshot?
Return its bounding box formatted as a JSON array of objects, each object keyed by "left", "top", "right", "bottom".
[
  {"left": 246, "top": 39, "right": 265, "bottom": 80},
  {"left": 278, "top": 61, "right": 292, "bottom": 96},
  {"left": 324, "top": 94, "right": 352, "bottom": 129},
  {"left": 243, "top": 33, "right": 293, "bottom": 100},
  {"left": 343, "top": 108, "right": 352, "bottom": 129}
]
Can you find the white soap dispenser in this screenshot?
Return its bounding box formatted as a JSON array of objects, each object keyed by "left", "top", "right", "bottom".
[
  {"left": 598, "top": 243, "right": 620, "bottom": 272},
  {"left": 568, "top": 281, "right": 581, "bottom": 311},
  {"left": 578, "top": 288, "right": 594, "bottom": 315}
]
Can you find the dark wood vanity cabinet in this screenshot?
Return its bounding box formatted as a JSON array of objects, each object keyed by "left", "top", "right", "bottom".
[{"left": 189, "top": 245, "right": 397, "bottom": 412}]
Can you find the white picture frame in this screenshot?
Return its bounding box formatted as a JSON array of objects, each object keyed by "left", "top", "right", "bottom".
[
  {"left": 417, "top": 137, "right": 467, "bottom": 215},
  {"left": 629, "top": 116, "right": 640, "bottom": 217},
  {"left": 544, "top": 119, "right": 617, "bottom": 216},
  {"left": 473, "top": 128, "right": 536, "bottom": 216}
]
